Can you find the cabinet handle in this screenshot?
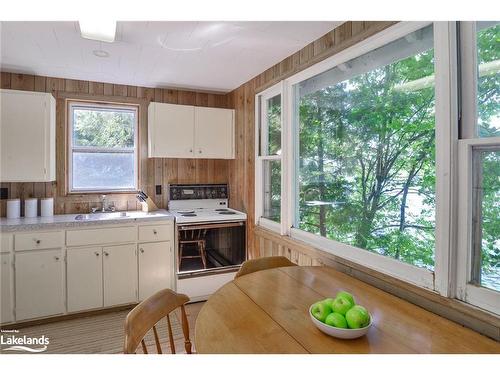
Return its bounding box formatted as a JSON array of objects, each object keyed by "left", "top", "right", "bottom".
[
  {"left": 140, "top": 248, "right": 144, "bottom": 253},
  {"left": 189, "top": 149, "right": 193, "bottom": 153},
  {"left": 104, "top": 251, "right": 109, "bottom": 256},
  {"left": 34, "top": 239, "right": 41, "bottom": 244},
  {"left": 198, "top": 150, "right": 202, "bottom": 154},
  {"left": 54, "top": 256, "right": 60, "bottom": 261},
  {"left": 153, "top": 230, "right": 157, "bottom": 235},
  {"left": 95, "top": 252, "right": 100, "bottom": 257}
]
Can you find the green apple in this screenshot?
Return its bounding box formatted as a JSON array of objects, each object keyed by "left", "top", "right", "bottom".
[
  {"left": 336, "top": 291, "right": 355, "bottom": 306},
  {"left": 322, "top": 297, "right": 336, "bottom": 309},
  {"left": 311, "top": 301, "right": 332, "bottom": 322},
  {"left": 345, "top": 305, "right": 371, "bottom": 329},
  {"left": 325, "top": 312, "right": 348, "bottom": 329},
  {"left": 331, "top": 296, "right": 354, "bottom": 315}
]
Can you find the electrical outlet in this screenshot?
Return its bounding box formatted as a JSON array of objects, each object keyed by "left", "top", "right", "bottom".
[
  {"left": 0, "top": 187, "right": 8, "bottom": 200},
  {"left": 155, "top": 185, "right": 162, "bottom": 195}
]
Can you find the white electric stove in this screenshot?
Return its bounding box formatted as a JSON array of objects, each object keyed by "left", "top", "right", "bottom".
[
  {"left": 167, "top": 184, "right": 247, "bottom": 302},
  {"left": 168, "top": 199, "right": 247, "bottom": 224}
]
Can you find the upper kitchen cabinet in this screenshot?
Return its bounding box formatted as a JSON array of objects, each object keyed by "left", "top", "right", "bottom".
[
  {"left": 194, "top": 107, "right": 234, "bottom": 159},
  {"left": 148, "top": 102, "right": 235, "bottom": 159},
  {"left": 148, "top": 102, "right": 195, "bottom": 158},
  {"left": 0, "top": 89, "right": 56, "bottom": 182}
]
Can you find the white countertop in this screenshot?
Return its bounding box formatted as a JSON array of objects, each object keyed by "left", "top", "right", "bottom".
[{"left": 0, "top": 209, "right": 174, "bottom": 232}]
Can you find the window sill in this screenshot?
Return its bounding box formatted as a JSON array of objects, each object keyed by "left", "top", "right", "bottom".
[{"left": 67, "top": 190, "right": 139, "bottom": 195}]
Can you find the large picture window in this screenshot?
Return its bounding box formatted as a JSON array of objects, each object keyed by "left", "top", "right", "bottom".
[
  {"left": 256, "top": 21, "right": 499, "bottom": 314},
  {"left": 294, "top": 25, "right": 436, "bottom": 269},
  {"left": 68, "top": 102, "right": 138, "bottom": 193}
]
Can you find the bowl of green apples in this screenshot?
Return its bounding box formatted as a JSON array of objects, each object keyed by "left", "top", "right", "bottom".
[{"left": 309, "top": 291, "right": 372, "bottom": 339}]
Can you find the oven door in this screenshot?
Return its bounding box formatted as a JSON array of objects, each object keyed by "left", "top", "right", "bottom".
[{"left": 176, "top": 221, "right": 246, "bottom": 278}]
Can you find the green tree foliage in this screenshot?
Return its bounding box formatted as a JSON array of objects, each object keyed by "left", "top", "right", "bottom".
[
  {"left": 73, "top": 108, "right": 135, "bottom": 148},
  {"left": 273, "top": 24, "right": 499, "bottom": 285}
]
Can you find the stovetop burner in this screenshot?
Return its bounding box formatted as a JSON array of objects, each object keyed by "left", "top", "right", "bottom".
[
  {"left": 218, "top": 211, "right": 236, "bottom": 215},
  {"left": 215, "top": 209, "right": 230, "bottom": 212},
  {"left": 181, "top": 213, "right": 197, "bottom": 217},
  {"left": 178, "top": 210, "right": 195, "bottom": 214}
]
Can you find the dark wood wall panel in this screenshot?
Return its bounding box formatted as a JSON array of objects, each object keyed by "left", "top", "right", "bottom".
[
  {"left": 226, "top": 21, "right": 396, "bottom": 258},
  {"left": 0, "top": 72, "right": 232, "bottom": 216}
]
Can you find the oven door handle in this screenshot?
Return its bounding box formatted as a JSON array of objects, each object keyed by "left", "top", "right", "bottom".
[{"left": 178, "top": 222, "right": 245, "bottom": 231}]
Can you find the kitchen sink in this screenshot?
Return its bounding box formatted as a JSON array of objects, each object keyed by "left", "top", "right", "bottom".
[
  {"left": 73, "top": 210, "right": 161, "bottom": 221},
  {"left": 74, "top": 212, "right": 130, "bottom": 221}
]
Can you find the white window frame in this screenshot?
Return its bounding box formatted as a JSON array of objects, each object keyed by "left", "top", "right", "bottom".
[
  {"left": 457, "top": 138, "right": 500, "bottom": 314},
  {"left": 68, "top": 101, "right": 139, "bottom": 193},
  {"left": 255, "top": 82, "right": 285, "bottom": 233},
  {"left": 255, "top": 21, "right": 459, "bottom": 294},
  {"left": 456, "top": 21, "right": 500, "bottom": 314}
]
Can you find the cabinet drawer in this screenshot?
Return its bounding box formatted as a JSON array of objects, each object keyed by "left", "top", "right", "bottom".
[
  {"left": 66, "top": 226, "right": 136, "bottom": 247},
  {"left": 138, "top": 223, "right": 173, "bottom": 242},
  {"left": 15, "top": 231, "right": 63, "bottom": 251}
]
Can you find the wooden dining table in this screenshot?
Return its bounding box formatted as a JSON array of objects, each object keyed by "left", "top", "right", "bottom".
[{"left": 194, "top": 266, "right": 500, "bottom": 353}]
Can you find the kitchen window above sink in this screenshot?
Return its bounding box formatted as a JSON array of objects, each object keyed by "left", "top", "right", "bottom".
[{"left": 68, "top": 101, "right": 139, "bottom": 193}]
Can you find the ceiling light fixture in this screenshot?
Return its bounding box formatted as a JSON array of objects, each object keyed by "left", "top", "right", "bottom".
[
  {"left": 93, "top": 49, "right": 110, "bottom": 58},
  {"left": 79, "top": 20, "right": 116, "bottom": 43}
]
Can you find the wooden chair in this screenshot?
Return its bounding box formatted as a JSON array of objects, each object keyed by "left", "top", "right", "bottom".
[
  {"left": 179, "top": 229, "right": 208, "bottom": 269},
  {"left": 124, "top": 289, "right": 192, "bottom": 354},
  {"left": 235, "top": 256, "right": 295, "bottom": 279}
]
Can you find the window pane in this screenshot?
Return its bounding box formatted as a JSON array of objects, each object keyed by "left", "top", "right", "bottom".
[
  {"left": 73, "top": 106, "right": 136, "bottom": 148},
  {"left": 262, "top": 160, "right": 281, "bottom": 222},
  {"left": 72, "top": 152, "right": 135, "bottom": 191},
  {"left": 477, "top": 22, "right": 500, "bottom": 138},
  {"left": 261, "top": 95, "right": 281, "bottom": 156},
  {"left": 472, "top": 149, "right": 500, "bottom": 291},
  {"left": 295, "top": 25, "right": 435, "bottom": 269}
]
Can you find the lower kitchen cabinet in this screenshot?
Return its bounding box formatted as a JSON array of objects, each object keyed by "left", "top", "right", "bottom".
[
  {"left": 103, "top": 244, "right": 138, "bottom": 306},
  {"left": 15, "top": 249, "right": 64, "bottom": 321},
  {"left": 138, "top": 241, "right": 173, "bottom": 300},
  {"left": 1, "top": 253, "right": 13, "bottom": 323},
  {"left": 67, "top": 247, "right": 103, "bottom": 312}
]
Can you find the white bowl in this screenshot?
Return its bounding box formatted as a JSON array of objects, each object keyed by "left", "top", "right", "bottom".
[{"left": 309, "top": 304, "right": 372, "bottom": 339}]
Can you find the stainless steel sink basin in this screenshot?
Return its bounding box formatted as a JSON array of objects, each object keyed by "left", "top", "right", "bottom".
[{"left": 74, "top": 212, "right": 129, "bottom": 221}]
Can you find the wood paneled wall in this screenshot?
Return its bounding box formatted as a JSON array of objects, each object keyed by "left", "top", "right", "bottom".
[
  {"left": 0, "top": 72, "right": 232, "bottom": 216},
  {"left": 226, "top": 21, "right": 397, "bottom": 257}
]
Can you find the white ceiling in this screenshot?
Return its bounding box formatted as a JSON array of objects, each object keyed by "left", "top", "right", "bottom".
[{"left": 0, "top": 21, "right": 341, "bottom": 93}]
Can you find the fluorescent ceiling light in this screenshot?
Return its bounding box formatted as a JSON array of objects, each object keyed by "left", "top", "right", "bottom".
[{"left": 79, "top": 20, "right": 116, "bottom": 43}]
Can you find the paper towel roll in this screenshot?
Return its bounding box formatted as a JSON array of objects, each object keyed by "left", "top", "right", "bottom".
[
  {"left": 25, "top": 198, "right": 38, "bottom": 218},
  {"left": 41, "top": 197, "right": 54, "bottom": 217},
  {"left": 7, "top": 199, "right": 20, "bottom": 219}
]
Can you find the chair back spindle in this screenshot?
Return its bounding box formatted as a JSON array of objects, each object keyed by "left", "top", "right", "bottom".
[{"left": 124, "top": 289, "right": 192, "bottom": 354}]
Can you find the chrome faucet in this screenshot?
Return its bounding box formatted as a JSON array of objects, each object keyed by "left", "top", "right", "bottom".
[
  {"left": 101, "top": 195, "right": 108, "bottom": 212},
  {"left": 90, "top": 195, "right": 115, "bottom": 213}
]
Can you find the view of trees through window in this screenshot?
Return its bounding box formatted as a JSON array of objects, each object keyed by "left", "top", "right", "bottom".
[
  {"left": 474, "top": 22, "right": 500, "bottom": 291},
  {"left": 262, "top": 94, "right": 282, "bottom": 222},
  {"left": 295, "top": 26, "right": 437, "bottom": 269},
  {"left": 71, "top": 105, "right": 137, "bottom": 191}
]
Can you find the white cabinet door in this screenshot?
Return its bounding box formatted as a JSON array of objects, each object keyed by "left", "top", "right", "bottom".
[
  {"left": 138, "top": 241, "right": 172, "bottom": 301},
  {"left": 0, "top": 89, "right": 55, "bottom": 182},
  {"left": 67, "top": 247, "right": 103, "bottom": 312},
  {"left": 103, "top": 244, "right": 138, "bottom": 306},
  {"left": 194, "top": 107, "right": 234, "bottom": 159},
  {"left": 148, "top": 102, "right": 194, "bottom": 158},
  {"left": 15, "top": 249, "right": 64, "bottom": 321},
  {"left": 1, "top": 253, "right": 13, "bottom": 323}
]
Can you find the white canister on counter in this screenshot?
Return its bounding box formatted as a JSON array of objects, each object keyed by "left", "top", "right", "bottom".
[
  {"left": 24, "top": 198, "right": 38, "bottom": 218},
  {"left": 6, "top": 199, "right": 21, "bottom": 219},
  {"left": 40, "top": 197, "right": 54, "bottom": 217}
]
